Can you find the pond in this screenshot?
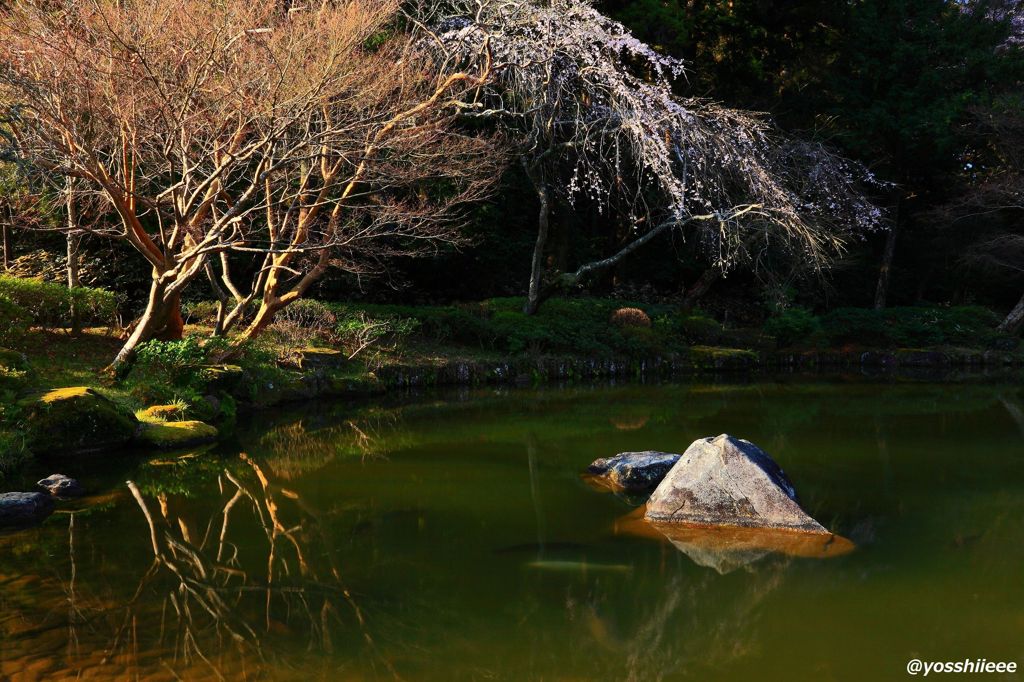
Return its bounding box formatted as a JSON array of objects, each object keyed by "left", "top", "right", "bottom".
[{"left": 2, "top": 379, "right": 1023, "bottom": 681}]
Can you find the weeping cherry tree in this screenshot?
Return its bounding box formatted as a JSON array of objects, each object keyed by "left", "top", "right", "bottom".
[{"left": 424, "top": 0, "right": 886, "bottom": 313}]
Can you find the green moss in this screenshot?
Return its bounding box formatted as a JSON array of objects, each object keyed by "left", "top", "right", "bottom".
[
  {"left": 198, "top": 364, "right": 244, "bottom": 391},
  {"left": 137, "top": 403, "right": 188, "bottom": 422},
  {"left": 137, "top": 420, "right": 218, "bottom": 448},
  {"left": 20, "top": 386, "right": 138, "bottom": 455}
]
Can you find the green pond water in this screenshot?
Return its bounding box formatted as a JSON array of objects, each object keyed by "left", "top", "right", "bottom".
[{"left": 2, "top": 379, "right": 1023, "bottom": 681}]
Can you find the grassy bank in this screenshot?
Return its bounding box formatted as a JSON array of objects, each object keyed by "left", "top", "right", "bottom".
[{"left": 2, "top": 287, "right": 1022, "bottom": 480}]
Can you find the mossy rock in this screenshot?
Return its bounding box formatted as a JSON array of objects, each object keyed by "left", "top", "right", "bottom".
[
  {"left": 197, "top": 364, "right": 243, "bottom": 391},
  {"left": 19, "top": 387, "right": 139, "bottom": 455},
  {"left": 294, "top": 348, "right": 346, "bottom": 370},
  {"left": 137, "top": 420, "right": 218, "bottom": 449},
  {"left": 138, "top": 404, "right": 186, "bottom": 422}
]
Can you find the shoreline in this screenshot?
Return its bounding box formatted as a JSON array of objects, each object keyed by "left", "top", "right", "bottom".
[
  {"left": 248, "top": 345, "right": 1024, "bottom": 409},
  {"left": 2, "top": 341, "right": 1021, "bottom": 481}
]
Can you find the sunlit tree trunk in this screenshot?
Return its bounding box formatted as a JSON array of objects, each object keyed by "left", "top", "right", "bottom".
[
  {"left": 1, "top": 230, "right": 8, "bottom": 272},
  {"left": 65, "top": 184, "right": 82, "bottom": 335},
  {"left": 106, "top": 276, "right": 184, "bottom": 377}
]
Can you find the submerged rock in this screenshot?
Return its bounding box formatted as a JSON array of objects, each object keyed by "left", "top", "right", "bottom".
[
  {"left": 20, "top": 387, "right": 139, "bottom": 455},
  {"left": 138, "top": 420, "right": 218, "bottom": 449},
  {"left": 0, "top": 492, "right": 55, "bottom": 527},
  {"left": 587, "top": 451, "right": 681, "bottom": 494},
  {"left": 37, "top": 474, "right": 84, "bottom": 497},
  {"left": 645, "top": 434, "right": 827, "bottom": 533}
]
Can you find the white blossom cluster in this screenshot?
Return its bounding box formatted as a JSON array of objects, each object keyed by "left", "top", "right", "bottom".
[{"left": 427, "top": 0, "right": 887, "bottom": 272}]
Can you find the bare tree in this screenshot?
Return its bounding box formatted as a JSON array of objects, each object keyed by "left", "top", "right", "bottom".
[
  {"left": 424, "top": 0, "right": 886, "bottom": 313},
  {"left": 0, "top": 0, "right": 500, "bottom": 372}
]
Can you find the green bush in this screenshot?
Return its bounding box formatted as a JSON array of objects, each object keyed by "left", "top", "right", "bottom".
[
  {"left": 182, "top": 300, "right": 221, "bottom": 325},
  {"left": 764, "top": 308, "right": 822, "bottom": 348},
  {"left": 654, "top": 311, "right": 723, "bottom": 344},
  {"left": 0, "top": 294, "right": 29, "bottom": 345},
  {"left": 820, "top": 306, "right": 1000, "bottom": 348},
  {"left": 336, "top": 309, "right": 419, "bottom": 339},
  {"left": 277, "top": 299, "right": 338, "bottom": 335},
  {"left": 135, "top": 336, "right": 211, "bottom": 373},
  {"left": 317, "top": 297, "right": 706, "bottom": 357},
  {"left": 0, "top": 275, "right": 118, "bottom": 330},
  {"left": 133, "top": 336, "right": 232, "bottom": 395}
]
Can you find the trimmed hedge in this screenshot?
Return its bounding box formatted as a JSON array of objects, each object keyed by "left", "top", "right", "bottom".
[
  {"left": 327, "top": 297, "right": 723, "bottom": 357},
  {"left": 765, "top": 305, "right": 1005, "bottom": 349},
  {"left": 0, "top": 275, "right": 118, "bottom": 330}
]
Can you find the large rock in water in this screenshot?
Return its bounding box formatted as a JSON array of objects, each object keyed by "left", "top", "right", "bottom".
[
  {"left": 0, "top": 492, "right": 55, "bottom": 527},
  {"left": 587, "top": 451, "right": 681, "bottom": 493},
  {"left": 20, "top": 387, "right": 139, "bottom": 455},
  {"left": 645, "top": 434, "right": 827, "bottom": 533}
]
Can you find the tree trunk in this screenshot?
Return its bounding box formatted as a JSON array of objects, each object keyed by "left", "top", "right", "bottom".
[
  {"left": 154, "top": 291, "right": 184, "bottom": 341},
  {"left": 680, "top": 266, "right": 720, "bottom": 312},
  {"left": 998, "top": 291, "right": 1024, "bottom": 335},
  {"left": 524, "top": 173, "right": 551, "bottom": 315},
  {"left": 874, "top": 223, "right": 898, "bottom": 310},
  {"left": 105, "top": 278, "right": 183, "bottom": 378},
  {"left": 235, "top": 297, "right": 282, "bottom": 345},
  {"left": 66, "top": 232, "right": 82, "bottom": 334},
  {"left": 66, "top": 189, "right": 82, "bottom": 335},
  {"left": 1, "top": 221, "right": 9, "bottom": 271}
]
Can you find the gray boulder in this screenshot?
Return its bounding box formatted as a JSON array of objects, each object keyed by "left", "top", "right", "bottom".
[
  {"left": 645, "top": 434, "right": 827, "bottom": 533},
  {"left": 588, "top": 451, "right": 681, "bottom": 493},
  {"left": 0, "top": 492, "right": 55, "bottom": 527},
  {"left": 37, "top": 474, "right": 85, "bottom": 498}
]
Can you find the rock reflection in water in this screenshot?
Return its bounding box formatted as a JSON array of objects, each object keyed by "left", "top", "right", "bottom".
[{"left": 615, "top": 507, "right": 855, "bottom": 573}]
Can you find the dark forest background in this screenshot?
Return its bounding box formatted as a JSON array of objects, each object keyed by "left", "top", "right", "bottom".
[{"left": 4, "top": 0, "right": 1023, "bottom": 327}]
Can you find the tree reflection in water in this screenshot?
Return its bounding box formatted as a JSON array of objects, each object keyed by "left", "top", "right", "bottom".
[{"left": 108, "top": 453, "right": 400, "bottom": 680}]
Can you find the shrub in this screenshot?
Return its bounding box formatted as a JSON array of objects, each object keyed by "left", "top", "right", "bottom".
[
  {"left": 182, "top": 300, "right": 221, "bottom": 325},
  {"left": 135, "top": 336, "right": 210, "bottom": 373},
  {"left": 820, "top": 306, "right": 1000, "bottom": 348},
  {"left": 334, "top": 308, "right": 421, "bottom": 362},
  {"left": 655, "top": 312, "right": 723, "bottom": 344},
  {"left": 610, "top": 307, "right": 652, "bottom": 328},
  {"left": 764, "top": 308, "right": 821, "bottom": 348},
  {"left": 262, "top": 299, "right": 341, "bottom": 347},
  {"left": 276, "top": 299, "right": 338, "bottom": 334},
  {"left": 0, "top": 275, "right": 118, "bottom": 329},
  {"left": 0, "top": 294, "right": 29, "bottom": 345}
]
